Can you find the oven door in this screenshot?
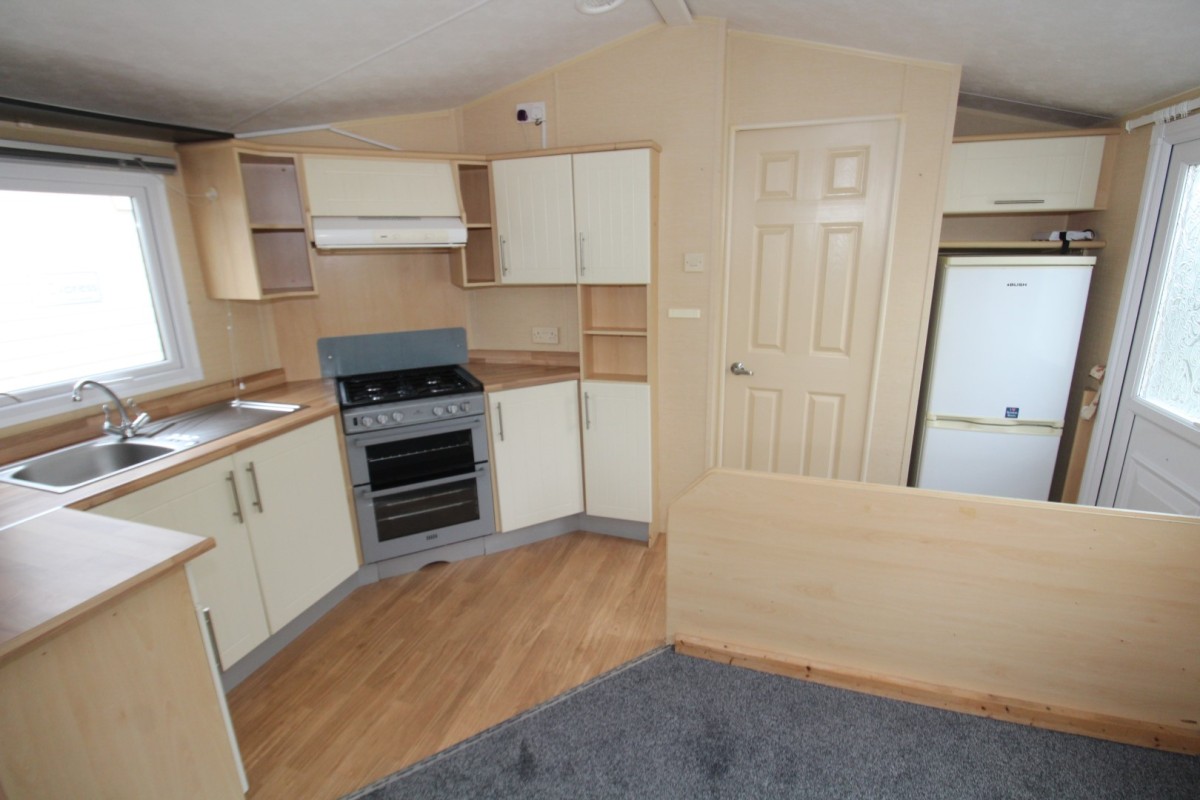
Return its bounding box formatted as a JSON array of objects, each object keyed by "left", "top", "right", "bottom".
[
  {"left": 355, "top": 465, "right": 494, "bottom": 562},
  {"left": 345, "top": 415, "right": 488, "bottom": 491}
]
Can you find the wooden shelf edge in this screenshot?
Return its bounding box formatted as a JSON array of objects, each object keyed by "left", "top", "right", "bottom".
[
  {"left": 939, "top": 240, "right": 1106, "bottom": 251},
  {"left": 583, "top": 373, "right": 648, "bottom": 383},
  {"left": 584, "top": 328, "right": 648, "bottom": 337}
]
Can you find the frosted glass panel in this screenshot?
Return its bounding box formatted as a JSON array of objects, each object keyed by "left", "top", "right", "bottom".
[{"left": 1137, "top": 164, "right": 1200, "bottom": 424}]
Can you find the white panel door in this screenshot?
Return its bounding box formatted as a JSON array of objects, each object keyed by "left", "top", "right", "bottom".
[
  {"left": 573, "top": 149, "right": 651, "bottom": 284},
  {"left": 490, "top": 381, "right": 584, "bottom": 532},
  {"left": 943, "top": 136, "right": 1107, "bottom": 213},
  {"left": 926, "top": 259, "right": 1093, "bottom": 423},
  {"left": 91, "top": 457, "right": 271, "bottom": 668},
  {"left": 236, "top": 417, "right": 359, "bottom": 633},
  {"left": 492, "top": 155, "right": 577, "bottom": 284},
  {"left": 581, "top": 381, "right": 651, "bottom": 522},
  {"left": 1099, "top": 135, "right": 1200, "bottom": 515},
  {"left": 721, "top": 120, "right": 900, "bottom": 480}
]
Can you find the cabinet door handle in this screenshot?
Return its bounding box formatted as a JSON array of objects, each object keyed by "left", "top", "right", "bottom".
[
  {"left": 499, "top": 235, "right": 510, "bottom": 276},
  {"left": 202, "top": 607, "right": 225, "bottom": 673},
  {"left": 225, "top": 470, "right": 244, "bottom": 522},
  {"left": 246, "top": 462, "right": 264, "bottom": 513},
  {"left": 993, "top": 199, "right": 1046, "bottom": 205},
  {"left": 496, "top": 401, "right": 505, "bottom": 442},
  {"left": 584, "top": 391, "right": 592, "bottom": 430},
  {"left": 578, "top": 232, "right": 586, "bottom": 276}
]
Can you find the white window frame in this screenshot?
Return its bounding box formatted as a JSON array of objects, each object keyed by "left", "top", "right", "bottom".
[{"left": 0, "top": 158, "right": 203, "bottom": 427}]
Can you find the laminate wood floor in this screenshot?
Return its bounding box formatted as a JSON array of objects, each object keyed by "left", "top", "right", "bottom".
[{"left": 227, "top": 531, "right": 666, "bottom": 799}]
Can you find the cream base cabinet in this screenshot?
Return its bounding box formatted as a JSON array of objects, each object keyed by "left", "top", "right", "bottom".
[
  {"left": 93, "top": 457, "right": 271, "bottom": 667},
  {"left": 581, "top": 381, "right": 652, "bottom": 522},
  {"left": 235, "top": 417, "right": 359, "bottom": 631},
  {"left": 489, "top": 381, "right": 584, "bottom": 531},
  {"left": 943, "top": 135, "right": 1108, "bottom": 214},
  {"left": 492, "top": 154, "right": 578, "bottom": 284},
  {"left": 93, "top": 417, "right": 358, "bottom": 668}
]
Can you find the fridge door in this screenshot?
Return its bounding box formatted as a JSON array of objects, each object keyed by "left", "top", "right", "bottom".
[
  {"left": 914, "top": 421, "right": 1062, "bottom": 500},
  {"left": 926, "top": 258, "right": 1092, "bottom": 422}
]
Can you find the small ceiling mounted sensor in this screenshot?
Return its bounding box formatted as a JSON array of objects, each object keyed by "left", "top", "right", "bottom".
[{"left": 575, "top": 0, "right": 627, "bottom": 15}]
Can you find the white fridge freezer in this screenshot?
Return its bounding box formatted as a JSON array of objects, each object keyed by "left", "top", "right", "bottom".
[{"left": 911, "top": 255, "right": 1094, "bottom": 500}]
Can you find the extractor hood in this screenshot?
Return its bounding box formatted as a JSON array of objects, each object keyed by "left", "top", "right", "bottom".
[{"left": 311, "top": 216, "right": 467, "bottom": 249}]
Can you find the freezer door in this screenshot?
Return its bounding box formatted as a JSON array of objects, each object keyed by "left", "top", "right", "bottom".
[
  {"left": 926, "top": 262, "right": 1092, "bottom": 422},
  {"left": 914, "top": 423, "right": 1062, "bottom": 500}
]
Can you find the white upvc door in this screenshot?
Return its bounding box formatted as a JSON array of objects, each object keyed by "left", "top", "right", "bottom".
[
  {"left": 581, "top": 380, "right": 651, "bottom": 521},
  {"left": 573, "top": 149, "right": 652, "bottom": 284},
  {"left": 1089, "top": 118, "right": 1200, "bottom": 515},
  {"left": 492, "top": 155, "right": 577, "bottom": 284}
]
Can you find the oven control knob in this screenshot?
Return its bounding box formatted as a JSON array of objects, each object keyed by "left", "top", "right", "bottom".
[
  {"left": 460, "top": 401, "right": 471, "bottom": 413},
  {"left": 447, "top": 404, "right": 459, "bottom": 415},
  {"left": 392, "top": 411, "right": 405, "bottom": 423},
  {"left": 360, "top": 416, "right": 375, "bottom": 428},
  {"left": 432, "top": 406, "right": 445, "bottom": 417},
  {"left": 376, "top": 414, "right": 389, "bottom": 425}
]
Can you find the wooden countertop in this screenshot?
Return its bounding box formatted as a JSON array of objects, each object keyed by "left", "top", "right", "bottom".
[
  {"left": 0, "top": 510, "right": 213, "bottom": 664},
  {"left": 467, "top": 361, "right": 580, "bottom": 392}
]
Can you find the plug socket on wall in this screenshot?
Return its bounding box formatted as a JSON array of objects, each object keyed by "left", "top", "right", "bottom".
[{"left": 532, "top": 326, "right": 559, "bottom": 344}]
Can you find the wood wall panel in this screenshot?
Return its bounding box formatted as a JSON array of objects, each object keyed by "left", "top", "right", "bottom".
[
  {"left": 270, "top": 251, "right": 468, "bottom": 380},
  {"left": 667, "top": 469, "right": 1200, "bottom": 752}
]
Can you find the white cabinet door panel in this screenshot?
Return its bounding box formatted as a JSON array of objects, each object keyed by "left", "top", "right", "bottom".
[
  {"left": 91, "top": 458, "right": 271, "bottom": 668},
  {"left": 573, "top": 149, "right": 651, "bottom": 284},
  {"left": 490, "top": 381, "right": 584, "bottom": 531},
  {"left": 492, "top": 155, "right": 578, "bottom": 284},
  {"left": 581, "top": 381, "right": 651, "bottom": 522},
  {"left": 237, "top": 417, "right": 358, "bottom": 633},
  {"left": 944, "top": 136, "right": 1107, "bottom": 214},
  {"left": 303, "top": 156, "right": 460, "bottom": 217}
]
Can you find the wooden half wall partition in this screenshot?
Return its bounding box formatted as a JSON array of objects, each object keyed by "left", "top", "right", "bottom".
[{"left": 666, "top": 469, "right": 1200, "bottom": 755}]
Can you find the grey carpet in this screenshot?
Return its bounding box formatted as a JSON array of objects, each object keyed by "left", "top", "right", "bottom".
[{"left": 343, "top": 647, "right": 1200, "bottom": 799}]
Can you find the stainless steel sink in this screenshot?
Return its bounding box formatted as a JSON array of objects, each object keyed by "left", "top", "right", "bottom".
[
  {"left": 0, "top": 439, "right": 191, "bottom": 493},
  {"left": 0, "top": 398, "right": 304, "bottom": 493}
]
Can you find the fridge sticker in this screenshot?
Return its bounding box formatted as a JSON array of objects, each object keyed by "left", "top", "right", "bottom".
[{"left": 1005, "top": 407, "right": 1020, "bottom": 419}]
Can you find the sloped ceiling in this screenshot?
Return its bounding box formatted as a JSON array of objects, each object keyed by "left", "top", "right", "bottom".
[{"left": 0, "top": 0, "right": 1197, "bottom": 135}]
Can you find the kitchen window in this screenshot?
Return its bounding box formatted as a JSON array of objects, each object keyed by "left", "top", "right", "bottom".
[{"left": 0, "top": 158, "right": 201, "bottom": 426}]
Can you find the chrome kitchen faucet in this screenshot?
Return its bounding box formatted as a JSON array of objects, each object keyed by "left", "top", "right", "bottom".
[{"left": 71, "top": 379, "right": 151, "bottom": 438}]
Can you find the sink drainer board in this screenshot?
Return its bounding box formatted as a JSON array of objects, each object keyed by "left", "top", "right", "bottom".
[{"left": 0, "top": 399, "right": 303, "bottom": 493}]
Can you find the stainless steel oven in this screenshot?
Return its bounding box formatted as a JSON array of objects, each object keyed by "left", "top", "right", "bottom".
[
  {"left": 346, "top": 415, "right": 493, "bottom": 562},
  {"left": 319, "top": 327, "right": 496, "bottom": 564}
]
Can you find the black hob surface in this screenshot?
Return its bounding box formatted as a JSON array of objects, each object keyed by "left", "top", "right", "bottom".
[{"left": 338, "top": 365, "right": 482, "bottom": 408}]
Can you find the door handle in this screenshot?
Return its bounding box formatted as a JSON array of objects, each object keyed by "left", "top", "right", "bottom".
[
  {"left": 730, "top": 361, "right": 754, "bottom": 376},
  {"left": 578, "top": 232, "right": 586, "bottom": 276},
  {"left": 225, "top": 470, "right": 244, "bottom": 522},
  {"left": 245, "top": 461, "right": 264, "bottom": 513},
  {"left": 495, "top": 401, "right": 505, "bottom": 442},
  {"left": 583, "top": 391, "right": 592, "bottom": 430},
  {"left": 499, "top": 235, "right": 509, "bottom": 276}
]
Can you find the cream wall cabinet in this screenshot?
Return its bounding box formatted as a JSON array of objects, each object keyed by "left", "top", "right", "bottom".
[
  {"left": 488, "top": 380, "right": 584, "bottom": 532},
  {"left": 93, "top": 417, "right": 358, "bottom": 668},
  {"left": 492, "top": 154, "right": 578, "bottom": 284},
  {"left": 572, "top": 149, "right": 652, "bottom": 285},
  {"left": 492, "top": 149, "right": 652, "bottom": 285},
  {"left": 581, "top": 381, "right": 652, "bottom": 522},
  {"left": 179, "top": 144, "right": 318, "bottom": 300},
  {"left": 943, "top": 135, "right": 1108, "bottom": 214},
  {"left": 303, "top": 156, "right": 461, "bottom": 218}
]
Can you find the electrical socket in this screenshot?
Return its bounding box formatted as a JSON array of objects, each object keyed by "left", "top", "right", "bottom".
[
  {"left": 531, "top": 326, "right": 559, "bottom": 345},
  {"left": 516, "top": 102, "right": 546, "bottom": 124}
]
